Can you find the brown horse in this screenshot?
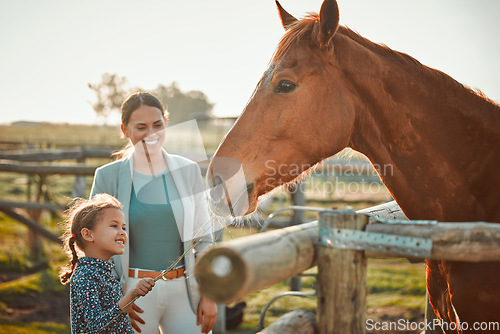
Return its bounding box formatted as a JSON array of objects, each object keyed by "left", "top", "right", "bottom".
[{"left": 208, "top": 0, "right": 500, "bottom": 332}]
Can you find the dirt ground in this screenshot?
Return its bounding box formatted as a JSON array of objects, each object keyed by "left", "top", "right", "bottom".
[{"left": 367, "top": 307, "right": 424, "bottom": 334}]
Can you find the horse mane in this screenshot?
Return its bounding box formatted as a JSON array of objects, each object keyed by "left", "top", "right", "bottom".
[
  {"left": 336, "top": 26, "right": 423, "bottom": 67},
  {"left": 272, "top": 13, "right": 422, "bottom": 67},
  {"left": 272, "top": 13, "right": 500, "bottom": 109},
  {"left": 272, "top": 14, "right": 319, "bottom": 62}
]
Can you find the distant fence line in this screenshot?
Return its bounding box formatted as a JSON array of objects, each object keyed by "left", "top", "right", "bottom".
[
  {"left": 0, "top": 148, "right": 120, "bottom": 254},
  {"left": 0, "top": 147, "right": 115, "bottom": 162},
  {"left": 0, "top": 148, "right": 212, "bottom": 249},
  {"left": 0, "top": 147, "right": 383, "bottom": 262},
  {"left": 0, "top": 139, "right": 124, "bottom": 151}
]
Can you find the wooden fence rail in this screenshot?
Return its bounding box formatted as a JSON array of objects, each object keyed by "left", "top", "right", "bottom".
[
  {"left": 0, "top": 148, "right": 212, "bottom": 250},
  {"left": 0, "top": 147, "right": 115, "bottom": 162},
  {"left": 0, "top": 148, "right": 116, "bottom": 255},
  {"left": 0, "top": 200, "right": 67, "bottom": 211},
  {"left": 196, "top": 209, "right": 500, "bottom": 334},
  {"left": 196, "top": 221, "right": 318, "bottom": 304},
  {"left": 0, "top": 163, "right": 97, "bottom": 176},
  {"left": 196, "top": 217, "right": 500, "bottom": 304}
]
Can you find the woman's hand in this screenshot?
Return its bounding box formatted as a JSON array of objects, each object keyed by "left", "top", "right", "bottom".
[
  {"left": 128, "top": 303, "right": 145, "bottom": 333},
  {"left": 197, "top": 295, "right": 217, "bottom": 334}
]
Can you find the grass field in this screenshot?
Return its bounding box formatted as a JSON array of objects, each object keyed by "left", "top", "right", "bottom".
[
  {"left": 0, "top": 122, "right": 425, "bottom": 333},
  {"left": 0, "top": 121, "right": 228, "bottom": 153}
]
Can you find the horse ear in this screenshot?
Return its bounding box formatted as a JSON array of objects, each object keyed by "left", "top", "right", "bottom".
[
  {"left": 319, "top": 0, "right": 340, "bottom": 46},
  {"left": 276, "top": 0, "right": 297, "bottom": 30}
]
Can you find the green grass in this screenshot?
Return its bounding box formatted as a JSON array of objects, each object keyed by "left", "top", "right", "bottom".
[
  {"left": 0, "top": 123, "right": 125, "bottom": 149},
  {"left": 0, "top": 123, "right": 225, "bottom": 152},
  {"left": 367, "top": 259, "right": 426, "bottom": 311},
  {"left": 0, "top": 267, "right": 65, "bottom": 304},
  {"left": 223, "top": 258, "right": 425, "bottom": 332},
  {"left": 0, "top": 213, "right": 70, "bottom": 333},
  {"left": 0, "top": 320, "right": 69, "bottom": 334},
  {"left": 0, "top": 215, "right": 37, "bottom": 272}
]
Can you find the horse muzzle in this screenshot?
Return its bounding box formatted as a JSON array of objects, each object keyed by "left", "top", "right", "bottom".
[{"left": 207, "top": 157, "right": 255, "bottom": 217}]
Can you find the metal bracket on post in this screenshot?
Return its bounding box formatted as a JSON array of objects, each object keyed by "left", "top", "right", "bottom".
[{"left": 319, "top": 226, "right": 433, "bottom": 258}]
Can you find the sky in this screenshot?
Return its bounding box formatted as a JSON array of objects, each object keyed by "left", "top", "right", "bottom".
[{"left": 0, "top": 0, "right": 499, "bottom": 125}]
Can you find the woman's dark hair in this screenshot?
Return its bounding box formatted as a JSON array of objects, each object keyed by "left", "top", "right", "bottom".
[
  {"left": 59, "top": 193, "right": 123, "bottom": 284},
  {"left": 114, "top": 91, "right": 168, "bottom": 160}
]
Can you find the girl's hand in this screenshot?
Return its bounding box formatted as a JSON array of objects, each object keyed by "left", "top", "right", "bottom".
[
  {"left": 133, "top": 278, "right": 155, "bottom": 297},
  {"left": 119, "top": 278, "right": 155, "bottom": 313}
]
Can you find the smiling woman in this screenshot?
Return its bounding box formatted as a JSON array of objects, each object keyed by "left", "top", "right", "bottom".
[
  {"left": 89, "top": 91, "right": 217, "bottom": 334},
  {"left": 113, "top": 92, "right": 169, "bottom": 162}
]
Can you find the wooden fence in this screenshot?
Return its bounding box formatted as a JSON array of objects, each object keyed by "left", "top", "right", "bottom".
[
  {"left": 195, "top": 205, "right": 500, "bottom": 334},
  {"left": 0, "top": 147, "right": 217, "bottom": 264},
  {"left": 0, "top": 147, "right": 116, "bottom": 261},
  {"left": 0, "top": 148, "right": 377, "bottom": 245}
]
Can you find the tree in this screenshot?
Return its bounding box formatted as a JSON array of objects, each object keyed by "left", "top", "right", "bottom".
[
  {"left": 152, "top": 82, "right": 214, "bottom": 125},
  {"left": 89, "top": 74, "right": 214, "bottom": 125},
  {"left": 88, "top": 73, "right": 128, "bottom": 124}
]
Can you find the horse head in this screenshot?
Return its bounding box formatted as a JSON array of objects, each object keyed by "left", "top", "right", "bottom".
[{"left": 208, "top": 0, "right": 358, "bottom": 216}]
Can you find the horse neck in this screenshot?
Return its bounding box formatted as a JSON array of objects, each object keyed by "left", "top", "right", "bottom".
[{"left": 335, "top": 29, "right": 500, "bottom": 221}]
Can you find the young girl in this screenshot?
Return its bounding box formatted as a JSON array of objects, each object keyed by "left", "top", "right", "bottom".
[{"left": 60, "top": 193, "right": 155, "bottom": 334}]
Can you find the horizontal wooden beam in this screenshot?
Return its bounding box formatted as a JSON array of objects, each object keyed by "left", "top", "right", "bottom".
[
  {"left": 0, "top": 207, "right": 62, "bottom": 244},
  {"left": 195, "top": 221, "right": 317, "bottom": 304},
  {"left": 365, "top": 221, "right": 500, "bottom": 262},
  {"left": 195, "top": 202, "right": 403, "bottom": 303},
  {"left": 0, "top": 200, "right": 67, "bottom": 211},
  {"left": 0, "top": 162, "right": 208, "bottom": 177},
  {"left": 0, "top": 148, "right": 114, "bottom": 162},
  {"left": 195, "top": 212, "right": 500, "bottom": 303},
  {"left": 0, "top": 162, "right": 97, "bottom": 175}
]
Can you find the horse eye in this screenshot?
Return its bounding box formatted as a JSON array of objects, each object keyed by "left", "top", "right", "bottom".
[{"left": 274, "top": 80, "right": 297, "bottom": 94}]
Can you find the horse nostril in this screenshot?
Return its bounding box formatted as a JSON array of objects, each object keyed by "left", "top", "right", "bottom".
[
  {"left": 213, "top": 175, "right": 223, "bottom": 187},
  {"left": 246, "top": 183, "right": 254, "bottom": 196},
  {"left": 209, "top": 175, "right": 225, "bottom": 203}
]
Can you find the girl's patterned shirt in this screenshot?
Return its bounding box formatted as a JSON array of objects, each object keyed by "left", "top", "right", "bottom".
[{"left": 70, "top": 257, "right": 132, "bottom": 334}]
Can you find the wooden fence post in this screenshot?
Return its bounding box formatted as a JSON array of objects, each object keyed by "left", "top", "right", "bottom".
[
  {"left": 72, "top": 156, "right": 87, "bottom": 198},
  {"left": 290, "top": 182, "right": 305, "bottom": 291},
  {"left": 317, "top": 211, "right": 368, "bottom": 334},
  {"left": 28, "top": 174, "right": 45, "bottom": 265},
  {"left": 213, "top": 231, "right": 226, "bottom": 334}
]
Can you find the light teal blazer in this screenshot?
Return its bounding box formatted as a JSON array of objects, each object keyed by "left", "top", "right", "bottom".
[{"left": 90, "top": 150, "right": 213, "bottom": 312}]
